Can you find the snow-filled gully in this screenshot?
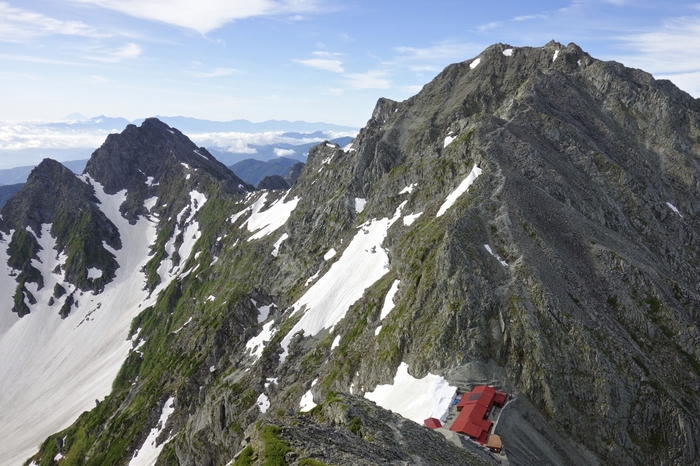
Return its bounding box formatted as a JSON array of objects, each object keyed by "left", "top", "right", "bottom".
[{"left": 0, "top": 179, "right": 186, "bottom": 466}]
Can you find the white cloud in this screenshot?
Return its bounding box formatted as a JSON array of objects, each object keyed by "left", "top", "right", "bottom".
[
  {"left": 295, "top": 51, "right": 344, "bottom": 72},
  {"left": 69, "top": 0, "right": 325, "bottom": 34},
  {"left": 618, "top": 17, "right": 700, "bottom": 74},
  {"left": 273, "top": 148, "right": 295, "bottom": 157},
  {"left": 190, "top": 67, "right": 240, "bottom": 78},
  {"left": 0, "top": 122, "right": 111, "bottom": 150},
  {"left": 85, "top": 42, "right": 143, "bottom": 62},
  {"left": 513, "top": 14, "right": 548, "bottom": 21},
  {"left": 0, "top": 2, "right": 99, "bottom": 41},
  {"left": 189, "top": 130, "right": 356, "bottom": 153},
  {"left": 477, "top": 21, "right": 501, "bottom": 32},
  {"left": 345, "top": 70, "right": 391, "bottom": 90}
]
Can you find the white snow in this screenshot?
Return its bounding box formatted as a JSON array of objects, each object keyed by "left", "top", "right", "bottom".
[
  {"left": 256, "top": 393, "right": 270, "bottom": 413},
  {"left": 181, "top": 163, "right": 190, "bottom": 169},
  {"left": 403, "top": 212, "right": 422, "bottom": 226},
  {"left": 470, "top": 58, "right": 481, "bottom": 69},
  {"left": 666, "top": 202, "right": 683, "bottom": 218},
  {"left": 342, "top": 142, "right": 355, "bottom": 153},
  {"left": 206, "top": 295, "right": 216, "bottom": 302},
  {"left": 156, "top": 190, "right": 206, "bottom": 282},
  {"left": 128, "top": 397, "right": 175, "bottom": 466},
  {"left": 484, "top": 244, "right": 508, "bottom": 267},
  {"left": 173, "top": 316, "right": 192, "bottom": 333},
  {"left": 354, "top": 198, "right": 367, "bottom": 214},
  {"left": 193, "top": 149, "right": 207, "bottom": 159},
  {"left": 375, "top": 325, "right": 382, "bottom": 336},
  {"left": 399, "top": 184, "right": 417, "bottom": 195},
  {"left": 305, "top": 270, "right": 320, "bottom": 286},
  {"left": 271, "top": 233, "right": 289, "bottom": 257},
  {"left": 251, "top": 299, "right": 274, "bottom": 324},
  {"left": 436, "top": 166, "right": 482, "bottom": 217},
  {"left": 235, "top": 192, "right": 300, "bottom": 241},
  {"left": 379, "top": 280, "right": 400, "bottom": 320},
  {"left": 331, "top": 335, "right": 341, "bottom": 350},
  {"left": 145, "top": 176, "right": 155, "bottom": 186},
  {"left": 280, "top": 202, "right": 406, "bottom": 361},
  {"left": 0, "top": 177, "right": 179, "bottom": 466},
  {"left": 503, "top": 48, "right": 513, "bottom": 56},
  {"left": 299, "top": 384, "right": 318, "bottom": 413},
  {"left": 54, "top": 453, "right": 64, "bottom": 461},
  {"left": 443, "top": 135, "right": 456, "bottom": 148},
  {"left": 553, "top": 50, "right": 560, "bottom": 62},
  {"left": 87, "top": 267, "right": 102, "bottom": 279},
  {"left": 246, "top": 321, "right": 276, "bottom": 361},
  {"left": 364, "top": 362, "right": 456, "bottom": 424},
  {"left": 323, "top": 248, "right": 337, "bottom": 261}
]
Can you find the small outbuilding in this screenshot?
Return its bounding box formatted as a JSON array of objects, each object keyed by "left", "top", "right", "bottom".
[
  {"left": 423, "top": 417, "right": 442, "bottom": 429},
  {"left": 485, "top": 434, "right": 502, "bottom": 454}
]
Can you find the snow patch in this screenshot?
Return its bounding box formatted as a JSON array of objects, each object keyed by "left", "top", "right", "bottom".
[
  {"left": 256, "top": 393, "right": 270, "bottom": 413},
  {"left": 299, "top": 390, "right": 317, "bottom": 412},
  {"left": 666, "top": 202, "right": 683, "bottom": 218},
  {"left": 470, "top": 58, "right": 481, "bottom": 69},
  {"left": 234, "top": 192, "right": 300, "bottom": 241},
  {"left": 379, "top": 280, "right": 400, "bottom": 320},
  {"left": 323, "top": 248, "right": 337, "bottom": 261},
  {"left": 246, "top": 321, "right": 276, "bottom": 361},
  {"left": 484, "top": 244, "right": 508, "bottom": 267},
  {"left": 436, "top": 166, "right": 482, "bottom": 217},
  {"left": 280, "top": 202, "right": 406, "bottom": 361},
  {"left": 305, "top": 270, "right": 320, "bottom": 286},
  {"left": 251, "top": 299, "right": 274, "bottom": 324},
  {"left": 354, "top": 198, "right": 366, "bottom": 213},
  {"left": 331, "top": 335, "right": 341, "bottom": 350},
  {"left": 271, "top": 233, "right": 289, "bottom": 257},
  {"left": 553, "top": 50, "right": 560, "bottom": 61},
  {"left": 128, "top": 397, "right": 176, "bottom": 466},
  {"left": 503, "top": 48, "right": 513, "bottom": 56},
  {"left": 443, "top": 135, "right": 455, "bottom": 148},
  {"left": 87, "top": 267, "right": 102, "bottom": 279},
  {"left": 399, "top": 184, "right": 417, "bottom": 195},
  {"left": 342, "top": 142, "right": 355, "bottom": 153},
  {"left": 403, "top": 212, "right": 422, "bottom": 226},
  {"left": 375, "top": 325, "right": 382, "bottom": 336},
  {"left": 364, "top": 362, "right": 456, "bottom": 424}
]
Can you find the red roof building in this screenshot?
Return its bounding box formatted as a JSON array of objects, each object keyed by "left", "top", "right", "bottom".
[
  {"left": 423, "top": 417, "right": 442, "bottom": 429},
  {"left": 450, "top": 385, "right": 507, "bottom": 444}
]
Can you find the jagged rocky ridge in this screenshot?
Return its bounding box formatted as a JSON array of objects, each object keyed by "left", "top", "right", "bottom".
[{"left": 6, "top": 41, "right": 700, "bottom": 466}]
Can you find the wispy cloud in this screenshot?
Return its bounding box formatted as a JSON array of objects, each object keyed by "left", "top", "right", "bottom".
[
  {"left": 69, "top": 0, "right": 326, "bottom": 34},
  {"left": 85, "top": 42, "right": 143, "bottom": 62},
  {"left": 345, "top": 70, "right": 391, "bottom": 90},
  {"left": 294, "top": 51, "right": 345, "bottom": 72},
  {"left": 477, "top": 21, "right": 501, "bottom": 32},
  {"left": 392, "top": 41, "right": 484, "bottom": 72},
  {"left": 513, "top": 14, "right": 548, "bottom": 21},
  {"left": 617, "top": 16, "right": 700, "bottom": 96},
  {"left": 0, "top": 2, "right": 100, "bottom": 41},
  {"left": 618, "top": 17, "right": 700, "bottom": 74},
  {"left": 190, "top": 67, "right": 240, "bottom": 78}
]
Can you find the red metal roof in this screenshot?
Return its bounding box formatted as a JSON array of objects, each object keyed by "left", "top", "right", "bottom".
[
  {"left": 423, "top": 417, "right": 442, "bottom": 429},
  {"left": 450, "top": 385, "right": 506, "bottom": 444}
]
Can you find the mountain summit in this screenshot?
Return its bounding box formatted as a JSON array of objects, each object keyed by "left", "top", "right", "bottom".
[{"left": 2, "top": 42, "right": 700, "bottom": 466}]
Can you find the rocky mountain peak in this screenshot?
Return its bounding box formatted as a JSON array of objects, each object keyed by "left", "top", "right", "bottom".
[{"left": 84, "top": 117, "right": 252, "bottom": 222}]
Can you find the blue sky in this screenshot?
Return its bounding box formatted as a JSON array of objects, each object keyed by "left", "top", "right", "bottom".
[{"left": 1, "top": 0, "right": 699, "bottom": 127}]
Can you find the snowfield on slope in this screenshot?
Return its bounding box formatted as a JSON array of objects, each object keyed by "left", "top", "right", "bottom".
[
  {"left": 364, "top": 362, "right": 456, "bottom": 424},
  {"left": 280, "top": 202, "right": 406, "bottom": 361},
  {"left": 0, "top": 179, "right": 180, "bottom": 466}
]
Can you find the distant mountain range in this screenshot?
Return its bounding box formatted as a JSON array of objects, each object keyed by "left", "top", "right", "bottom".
[{"left": 0, "top": 115, "right": 358, "bottom": 173}]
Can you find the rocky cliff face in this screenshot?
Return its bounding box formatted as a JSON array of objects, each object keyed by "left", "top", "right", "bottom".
[{"left": 12, "top": 41, "right": 700, "bottom": 466}]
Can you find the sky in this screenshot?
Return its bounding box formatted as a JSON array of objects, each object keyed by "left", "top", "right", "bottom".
[{"left": 0, "top": 1, "right": 699, "bottom": 127}]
